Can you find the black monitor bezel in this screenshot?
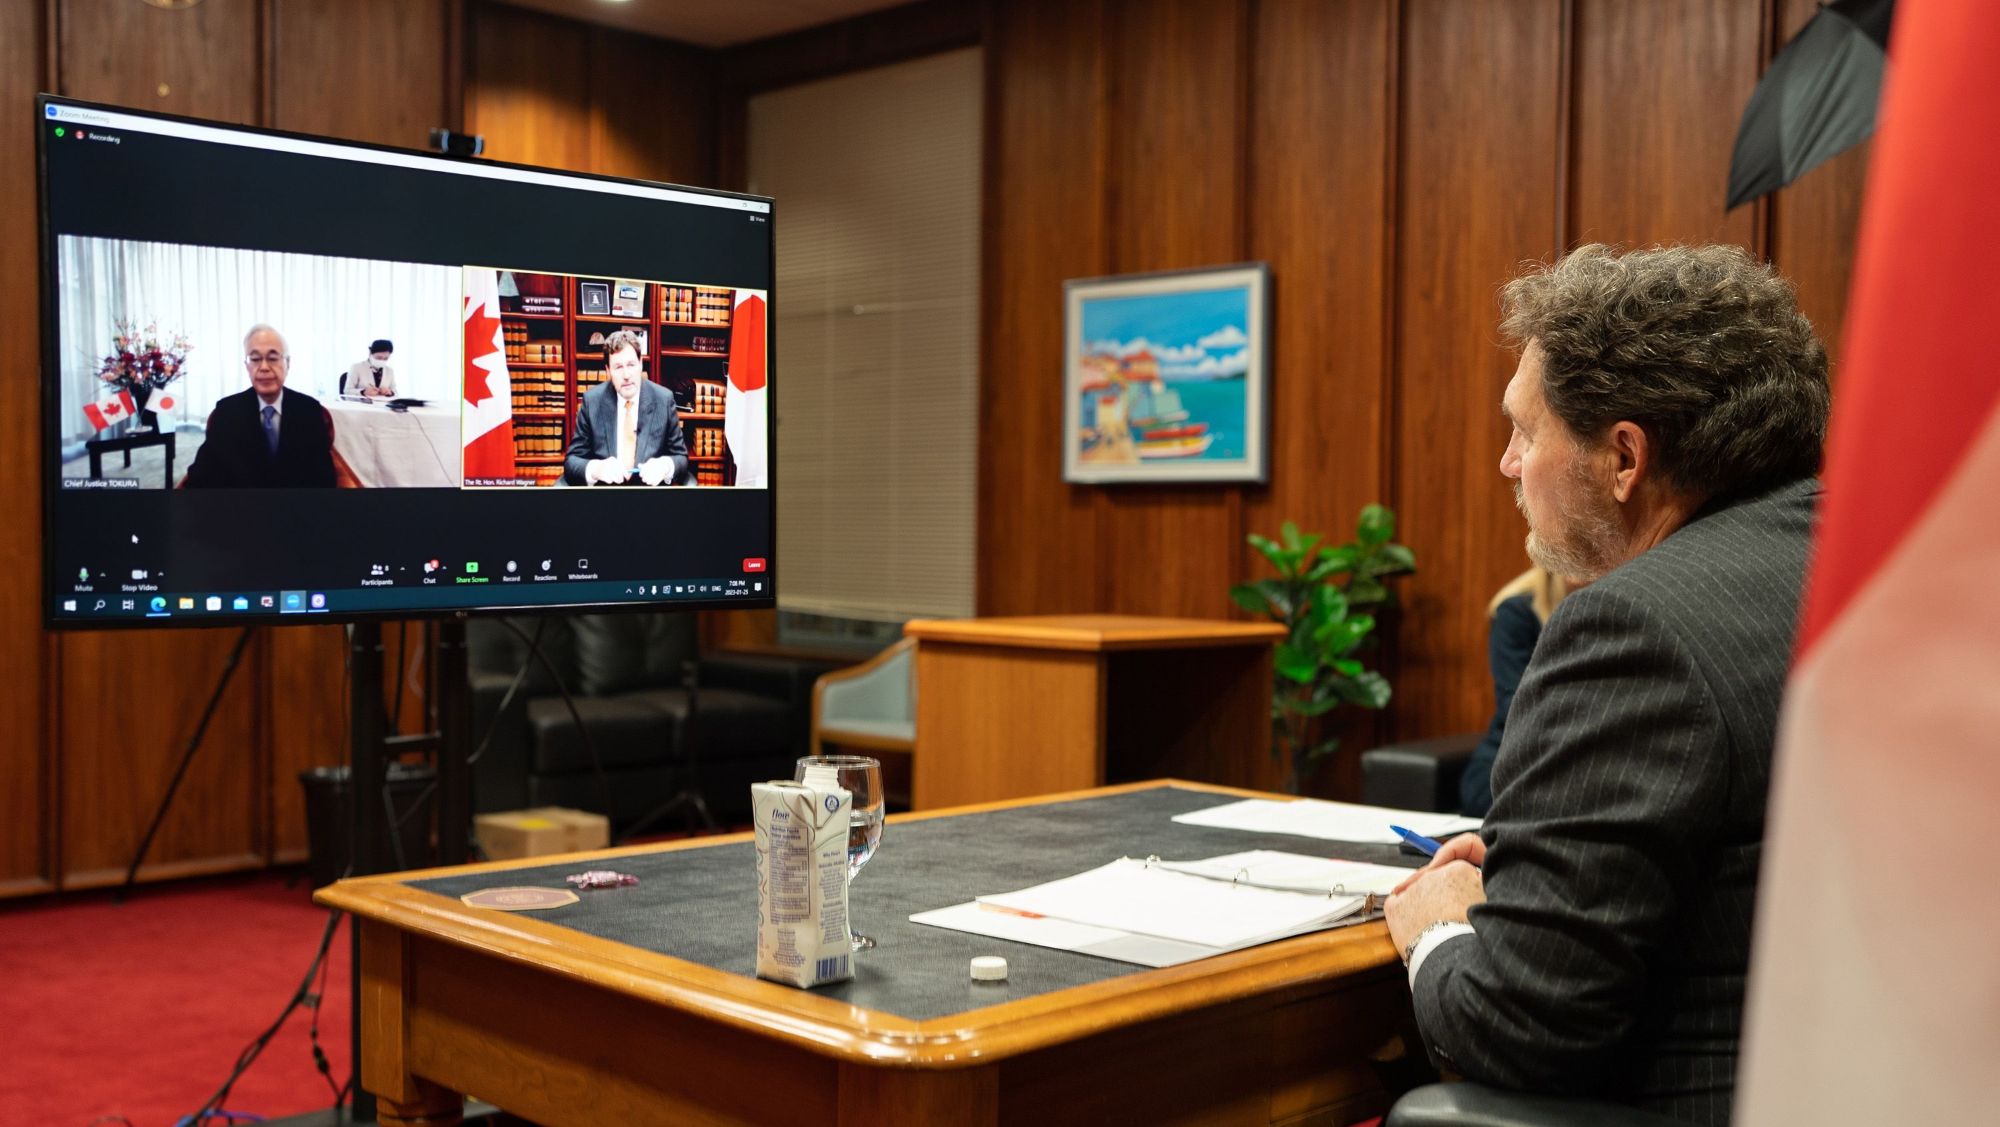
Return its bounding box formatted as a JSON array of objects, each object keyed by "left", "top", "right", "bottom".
[{"left": 37, "top": 93, "right": 778, "bottom": 631}]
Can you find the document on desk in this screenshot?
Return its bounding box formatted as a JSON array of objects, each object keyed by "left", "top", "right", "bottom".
[
  {"left": 909, "top": 851, "right": 1409, "bottom": 967},
  {"left": 1171, "top": 798, "right": 1480, "bottom": 844}
]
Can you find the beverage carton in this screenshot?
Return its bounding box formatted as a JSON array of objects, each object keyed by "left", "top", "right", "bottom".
[{"left": 753, "top": 779, "right": 853, "bottom": 987}]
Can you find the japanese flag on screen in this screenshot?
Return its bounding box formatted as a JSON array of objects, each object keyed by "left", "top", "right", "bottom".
[
  {"left": 461, "top": 267, "right": 516, "bottom": 480},
  {"left": 84, "top": 389, "right": 136, "bottom": 431},
  {"left": 724, "top": 289, "right": 768, "bottom": 488}
]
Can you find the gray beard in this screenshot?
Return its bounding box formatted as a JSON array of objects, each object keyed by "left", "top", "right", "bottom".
[{"left": 1516, "top": 480, "right": 1623, "bottom": 583}]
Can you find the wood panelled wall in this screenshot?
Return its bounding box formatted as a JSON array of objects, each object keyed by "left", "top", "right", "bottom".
[
  {"left": 0, "top": 0, "right": 714, "bottom": 898},
  {"left": 1, "top": 0, "right": 1871, "bottom": 895},
  {"left": 976, "top": 0, "right": 1867, "bottom": 790},
  {"left": 0, "top": 0, "right": 459, "bottom": 896}
]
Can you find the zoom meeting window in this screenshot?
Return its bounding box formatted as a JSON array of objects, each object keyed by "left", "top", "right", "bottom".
[{"left": 40, "top": 98, "right": 775, "bottom": 626}]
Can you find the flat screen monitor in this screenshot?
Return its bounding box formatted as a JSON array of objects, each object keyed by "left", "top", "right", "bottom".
[{"left": 38, "top": 96, "right": 775, "bottom": 628}]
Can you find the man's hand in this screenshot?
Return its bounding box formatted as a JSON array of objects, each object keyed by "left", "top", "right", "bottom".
[
  {"left": 1385, "top": 860, "right": 1485, "bottom": 958},
  {"left": 638, "top": 457, "right": 672, "bottom": 486},
  {"left": 586, "top": 457, "right": 625, "bottom": 485},
  {"left": 1390, "top": 833, "right": 1487, "bottom": 895}
]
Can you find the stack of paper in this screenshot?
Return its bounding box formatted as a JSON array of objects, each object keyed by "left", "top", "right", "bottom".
[
  {"left": 909, "top": 850, "right": 1413, "bottom": 967},
  {"left": 1170, "top": 798, "right": 1480, "bottom": 844}
]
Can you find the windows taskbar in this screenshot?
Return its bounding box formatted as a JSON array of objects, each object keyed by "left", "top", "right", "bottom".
[{"left": 53, "top": 576, "right": 771, "bottom": 622}]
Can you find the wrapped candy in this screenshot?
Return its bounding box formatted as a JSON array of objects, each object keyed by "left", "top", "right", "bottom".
[{"left": 564, "top": 870, "right": 638, "bottom": 890}]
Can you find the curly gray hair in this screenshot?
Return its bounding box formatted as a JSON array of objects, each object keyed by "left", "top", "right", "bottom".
[{"left": 1500, "top": 243, "right": 1829, "bottom": 501}]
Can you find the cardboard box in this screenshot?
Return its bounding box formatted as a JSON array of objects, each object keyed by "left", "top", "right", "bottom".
[{"left": 475, "top": 807, "right": 610, "bottom": 861}]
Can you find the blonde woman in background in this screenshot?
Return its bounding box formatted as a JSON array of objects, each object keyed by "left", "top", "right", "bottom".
[{"left": 1458, "top": 565, "right": 1572, "bottom": 815}]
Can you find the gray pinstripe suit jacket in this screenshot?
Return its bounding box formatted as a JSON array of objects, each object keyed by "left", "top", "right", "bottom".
[{"left": 1412, "top": 477, "right": 1820, "bottom": 1126}]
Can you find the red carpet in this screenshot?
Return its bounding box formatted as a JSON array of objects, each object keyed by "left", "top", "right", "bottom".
[{"left": 0, "top": 871, "right": 351, "bottom": 1126}]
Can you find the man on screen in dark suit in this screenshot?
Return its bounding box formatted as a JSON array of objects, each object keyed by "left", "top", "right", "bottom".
[
  {"left": 183, "top": 324, "right": 338, "bottom": 489},
  {"left": 563, "top": 329, "right": 689, "bottom": 486},
  {"left": 1384, "top": 245, "right": 1831, "bottom": 1125}
]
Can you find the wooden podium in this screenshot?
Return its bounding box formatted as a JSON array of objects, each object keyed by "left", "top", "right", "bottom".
[{"left": 901, "top": 615, "right": 1286, "bottom": 809}]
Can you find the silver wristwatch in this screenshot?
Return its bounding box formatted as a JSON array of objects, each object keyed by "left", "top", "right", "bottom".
[{"left": 1400, "top": 919, "right": 1464, "bottom": 966}]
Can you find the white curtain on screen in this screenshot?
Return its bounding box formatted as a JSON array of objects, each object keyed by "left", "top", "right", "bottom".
[{"left": 56, "top": 236, "right": 461, "bottom": 445}]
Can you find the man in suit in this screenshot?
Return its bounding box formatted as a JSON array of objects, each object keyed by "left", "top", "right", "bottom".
[
  {"left": 563, "top": 329, "right": 689, "bottom": 486},
  {"left": 1384, "top": 244, "right": 1831, "bottom": 1125},
  {"left": 343, "top": 338, "right": 397, "bottom": 399},
  {"left": 183, "top": 324, "right": 338, "bottom": 488}
]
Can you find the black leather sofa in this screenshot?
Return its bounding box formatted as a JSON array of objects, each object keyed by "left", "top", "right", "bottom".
[
  {"left": 1359, "top": 731, "right": 1481, "bottom": 812},
  {"left": 467, "top": 613, "right": 844, "bottom": 831}
]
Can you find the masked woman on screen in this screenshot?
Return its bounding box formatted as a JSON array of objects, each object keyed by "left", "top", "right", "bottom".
[{"left": 344, "top": 338, "right": 397, "bottom": 399}]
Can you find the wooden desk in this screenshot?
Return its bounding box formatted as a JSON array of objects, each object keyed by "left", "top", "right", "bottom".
[
  {"left": 903, "top": 615, "right": 1286, "bottom": 808},
  {"left": 317, "top": 781, "right": 1413, "bottom": 1127}
]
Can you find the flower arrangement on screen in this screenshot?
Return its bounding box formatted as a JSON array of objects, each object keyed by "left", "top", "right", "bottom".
[{"left": 96, "top": 321, "right": 191, "bottom": 395}]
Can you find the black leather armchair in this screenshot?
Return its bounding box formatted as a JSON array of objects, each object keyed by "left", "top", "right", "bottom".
[
  {"left": 1359, "top": 732, "right": 1481, "bottom": 812},
  {"left": 1386, "top": 1082, "right": 1689, "bottom": 1127},
  {"left": 467, "top": 613, "right": 843, "bottom": 830}
]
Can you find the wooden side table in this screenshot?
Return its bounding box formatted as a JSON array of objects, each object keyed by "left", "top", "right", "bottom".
[
  {"left": 86, "top": 428, "right": 177, "bottom": 488},
  {"left": 902, "top": 615, "right": 1286, "bottom": 808}
]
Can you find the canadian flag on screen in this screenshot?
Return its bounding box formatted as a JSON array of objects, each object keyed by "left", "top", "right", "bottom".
[
  {"left": 724, "top": 289, "right": 768, "bottom": 488},
  {"left": 461, "top": 268, "right": 516, "bottom": 480},
  {"left": 83, "top": 389, "right": 136, "bottom": 431},
  {"left": 1737, "top": 3, "right": 2000, "bottom": 1124}
]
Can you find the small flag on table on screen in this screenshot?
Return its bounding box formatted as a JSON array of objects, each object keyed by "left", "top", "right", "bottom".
[{"left": 84, "top": 389, "right": 136, "bottom": 431}]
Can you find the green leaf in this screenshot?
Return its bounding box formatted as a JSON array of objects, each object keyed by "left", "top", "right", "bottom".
[
  {"left": 1293, "top": 695, "right": 1344, "bottom": 718},
  {"left": 1311, "top": 615, "right": 1350, "bottom": 648},
  {"left": 1274, "top": 643, "right": 1318, "bottom": 685},
  {"left": 1340, "top": 670, "right": 1392, "bottom": 709},
  {"left": 1247, "top": 533, "right": 1286, "bottom": 570},
  {"left": 1314, "top": 613, "right": 1371, "bottom": 655},
  {"left": 1307, "top": 591, "right": 1348, "bottom": 648},
  {"left": 1365, "top": 543, "right": 1416, "bottom": 577},
  {"left": 1357, "top": 503, "right": 1395, "bottom": 547},
  {"left": 1319, "top": 544, "right": 1359, "bottom": 567},
  {"left": 1229, "top": 584, "right": 1272, "bottom": 616},
  {"left": 1312, "top": 582, "right": 1349, "bottom": 619},
  {"left": 1305, "top": 545, "right": 1359, "bottom": 582},
  {"left": 1303, "top": 735, "right": 1343, "bottom": 763},
  {"left": 1332, "top": 658, "right": 1364, "bottom": 677},
  {"left": 1280, "top": 521, "right": 1302, "bottom": 551},
  {"left": 1345, "top": 574, "right": 1389, "bottom": 606}
]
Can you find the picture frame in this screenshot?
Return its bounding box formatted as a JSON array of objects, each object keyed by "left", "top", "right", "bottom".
[
  {"left": 612, "top": 279, "right": 645, "bottom": 318},
  {"left": 579, "top": 281, "right": 611, "bottom": 317},
  {"left": 1063, "top": 263, "right": 1269, "bottom": 484}
]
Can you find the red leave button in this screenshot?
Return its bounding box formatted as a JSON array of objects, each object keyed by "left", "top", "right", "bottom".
[{"left": 742, "top": 558, "right": 767, "bottom": 573}]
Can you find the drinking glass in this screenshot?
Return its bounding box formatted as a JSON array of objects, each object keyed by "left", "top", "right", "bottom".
[{"left": 794, "top": 754, "right": 884, "bottom": 950}]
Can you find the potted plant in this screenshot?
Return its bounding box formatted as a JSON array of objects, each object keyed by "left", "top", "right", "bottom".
[
  {"left": 96, "top": 321, "right": 190, "bottom": 431},
  {"left": 1230, "top": 505, "right": 1415, "bottom": 793}
]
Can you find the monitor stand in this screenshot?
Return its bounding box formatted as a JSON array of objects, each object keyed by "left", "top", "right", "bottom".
[
  {"left": 118, "top": 625, "right": 259, "bottom": 901},
  {"left": 346, "top": 619, "right": 471, "bottom": 1123}
]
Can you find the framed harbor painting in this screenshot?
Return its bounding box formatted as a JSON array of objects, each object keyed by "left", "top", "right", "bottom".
[{"left": 1063, "top": 263, "right": 1269, "bottom": 484}]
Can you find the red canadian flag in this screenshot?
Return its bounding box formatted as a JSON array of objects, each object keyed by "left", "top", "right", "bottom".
[
  {"left": 83, "top": 389, "right": 137, "bottom": 431},
  {"left": 1738, "top": 2, "right": 2000, "bottom": 1123},
  {"left": 724, "top": 289, "right": 769, "bottom": 488},
  {"left": 461, "top": 267, "right": 516, "bottom": 481}
]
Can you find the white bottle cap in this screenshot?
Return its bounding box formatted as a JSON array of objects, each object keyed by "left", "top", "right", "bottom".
[{"left": 970, "top": 955, "right": 1009, "bottom": 981}]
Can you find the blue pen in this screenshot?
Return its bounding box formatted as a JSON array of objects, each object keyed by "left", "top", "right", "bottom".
[
  {"left": 1392, "top": 825, "right": 1482, "bottom": 870},
  {"left": 1390, "top": 825, "right": 1444, "bottom": 856}
]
